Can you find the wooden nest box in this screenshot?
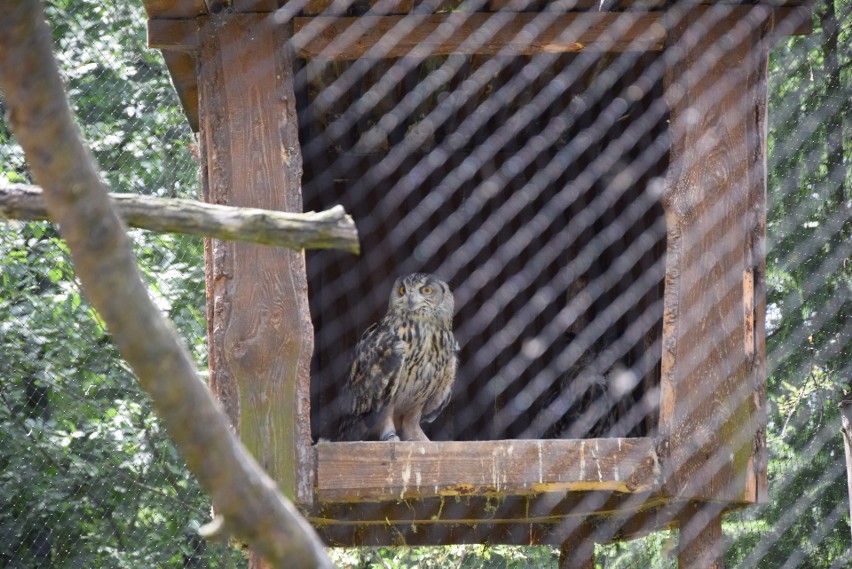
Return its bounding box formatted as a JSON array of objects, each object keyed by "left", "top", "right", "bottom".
[{"left": 144, "top": 0, "right": 813, "bottom": 565}]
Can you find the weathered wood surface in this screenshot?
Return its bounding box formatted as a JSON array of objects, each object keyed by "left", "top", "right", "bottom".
[
  {"left": 309, "top": 493, "right": 716, "bottom": 546},
  {"left": 677, "top": 503, "right": 726, "bottom": 569},
  {"left": 559, "top": 525, "right": 596, "bottom": 569},
  {"left": 143, "top": 0, "right": 818, "bottom": 19},
  {"left": 841, "top": 399, "right": 852, "bottom": 546},
  {"left": 316, "top": 438, "right": 659, "bottom": 502},
  {"left": 199, "top": 12, "right": 315, "bottom": 506},
  {"left": 146, "top": 3, "right": 811, "bottom": 131},
  {"left": 658, "top": 5, "right": 770, "bottom": 503},
  {"left": 291, "top": 12, "right": 668, "bottom": 60},
  {"left": 0, "top": 183, "right": 359, "bottom": 253},
  {"left": 298, "top": 0, "right": 816, "bottom": 13}
]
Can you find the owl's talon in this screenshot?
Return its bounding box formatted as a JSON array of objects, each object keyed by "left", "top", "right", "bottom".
[{"left": 381, "top": 431, "right": 400, "bottom": 442}]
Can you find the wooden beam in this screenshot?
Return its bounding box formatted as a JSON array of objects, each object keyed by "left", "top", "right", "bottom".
[
  {"left": 559, "top": 525, "right": 596, "bottom": 569},
  {"left": 148, "top": 18, "right": 199, "bottom": 51},
  {"left": 301, "top": 0, "right": 816, "bottom": 15},
  {"left": 198, "top": 12, "right": 315, "bottom": 506},
  {"left": 292, "top": 12, "right": 668, "bottom": 60},
  {"left": 658, "top": 4, "right": 770, "bottom": 503},
  {"left": 316, "top": 438, "right": 660, "bottom": 502},
  {"left": 147, "top": 6, "right": 815, "bottom": 54},
  {"left": 161, "top": 51, "right": 199, "bottom": 131},
  {"left": 677, "top": 503, "right": 725, "bottom": 569},
  {"left": 142, "top": 0, "right": 207, "bottom": 19}
]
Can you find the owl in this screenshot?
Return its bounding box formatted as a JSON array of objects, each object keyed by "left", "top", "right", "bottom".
[{"left": 338, "top": 273, "right": 458, "bottom": 442}]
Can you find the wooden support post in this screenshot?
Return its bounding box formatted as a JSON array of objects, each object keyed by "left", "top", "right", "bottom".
[
  {"left": 198, "top": 12, "right": 314, "bottom": 507},
  {"left": 677, "top": 503, "right": 725, "bottom": 569},
  {"left": 658, "top": 4, "right": 771, "bottom": 504},
  {"left": 559, "top": 536, "right": 595, "bottom": 569}
]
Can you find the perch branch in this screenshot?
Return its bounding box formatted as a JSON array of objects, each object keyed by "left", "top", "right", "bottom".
[
  {"left": 0, "top": 2, "right": 333, "bottom": 567},
  {"left": 0, "top": 183, "right": 359, "bottom": 254}
]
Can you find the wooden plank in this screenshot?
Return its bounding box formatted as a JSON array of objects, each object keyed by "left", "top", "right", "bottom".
[
  {"left": 142, "top": 0, "right": 207, "bottom": 19},
  {"left": 301, "top": 0, "right": 817, "bottom": 15},
  {"left": 658, "top": 5, "right": 770, "bottom": 503},
  {"left": 149, "top": 6, "right": 810, "bottom": 131},
  {"left": 309, "top": 494, "right": 702, "bottom": 545},
  {"left": 147, "top": 5, "right": 814, "bottom": 53},
  {"left": 292, "top": 12, "right": 666, "bottom": 58},
  {"left": 148, "top": 18, "right": 198, "bottom": 51},
  {"left": 302, "top": 0, "right": 417, "bottom": 16},
  {"left": 148, "top": 18, "right": 199, "bottom": 51},
  {"left": 161, "top": 51, "right": 199, "bottom": 131},
  {"left": 677, "top": 503, "right": 725, "bottom": 569},
  {"left": 316, "top": 438, "right": 660, "bottom": 502},
  {"left": 292, "top": 12, "right": 668, "bottom": 60},
  {"left": 747, "top": 4, "right": 770, "bottom": 507},
  {"left": 198, "top": 12, "right": 314, "bottom": 506},
  {"left": 559, "top": 525, "right": 596, "bottom": 569}
]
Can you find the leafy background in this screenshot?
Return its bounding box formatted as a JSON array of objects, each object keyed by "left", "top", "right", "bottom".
[{"left": 0, "top": 0, "right": 849, "bottom": 567}]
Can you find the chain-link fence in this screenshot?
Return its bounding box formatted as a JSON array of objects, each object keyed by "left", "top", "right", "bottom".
[{"left": 1, "top": 0, "right": 849, "bottom": 567}]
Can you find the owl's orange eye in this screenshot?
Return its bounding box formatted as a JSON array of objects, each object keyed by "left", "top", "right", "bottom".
[
  {"left": 398, "top": 286, "right": 406, "bottom": 295},
  {"left": 420, "top": 286, "right": 433, "bottom": 295}
]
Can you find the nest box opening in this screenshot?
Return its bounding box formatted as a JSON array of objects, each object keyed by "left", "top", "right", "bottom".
[{"left": 298, "top": 51, "right": 668, "bottom": 445}]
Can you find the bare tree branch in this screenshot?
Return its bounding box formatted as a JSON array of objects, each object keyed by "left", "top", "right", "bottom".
[
  {"left": 0, "top": 2, "right": 333, "bottom": 567},
  {"left": 0, "top": 183, "right": 359, "bottom": 253}
]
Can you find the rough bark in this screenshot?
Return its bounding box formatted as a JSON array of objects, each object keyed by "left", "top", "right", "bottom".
[
  {"left": 840, "top": 399, "right": 852, "bottom": 546},
  {"left": 0, "top": 183, "right": 358, "bottom": 253},
  {"left": 0, "top": 2, "right": 333, "bottom": 567}
]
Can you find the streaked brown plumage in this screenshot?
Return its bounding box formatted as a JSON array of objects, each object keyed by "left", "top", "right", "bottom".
[{"left": 338, "top": 273, "right": 457, "bottom": 442}]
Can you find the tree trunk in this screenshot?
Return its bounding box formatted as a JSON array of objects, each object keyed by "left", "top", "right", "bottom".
[
  {"left": 839, "top": 399, "right": 852, "bottom": 546},
  {"left": 0, "top": 2, "right": 332, "bottom": 567}
]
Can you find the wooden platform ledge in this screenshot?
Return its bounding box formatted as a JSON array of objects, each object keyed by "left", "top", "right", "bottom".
[{"left": 315, "top": 438, "right": 660, "bottom": 503}]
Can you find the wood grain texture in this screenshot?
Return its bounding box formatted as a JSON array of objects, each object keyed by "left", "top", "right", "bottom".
[
  {"left": 148, "top": 7, "right": 810, "bottom": 132},
  {"left": 199, "top": 12, "right": 315, "bottom": 506},
  {"left": 316, "top": 438, "right": 660, "bottom": 502},
  {"left": 298, "top": 0, "right": 817, "bottom": 16},
  {"left": 658, "top": 5, "right": 770, "bottom": 503},
  {"left": 161, "top": 50, "right": 199, "bottom": 131},
  {"left": 677, "top": 503, "right": 726, "bottom": 569},
  {"left": 308, "top": 493, "right": 712, "bottom": 545},
  {"left": 142, "top": 0, "right": 207, "bottom": 19},
  {"left": 292, "top": 12, "right": 668, "bottom": 60},
  {"left": 0, "top": 183, "right": 359, "bottom": 253},
  {"left": 147, "top": 18, "right": 199, "bottom": 51}
]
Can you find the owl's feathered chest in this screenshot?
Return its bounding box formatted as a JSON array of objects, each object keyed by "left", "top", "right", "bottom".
[
  {"left": 383, "top": 313, "right": 456, "bottom": 408},
  {"left": 388, "top": 315, "right": 454, "bottom": 367}
]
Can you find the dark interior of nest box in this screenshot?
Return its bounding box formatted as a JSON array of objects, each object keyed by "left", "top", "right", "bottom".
[{"left": 297, "top": 51, "right": 669, "bottom": 444}]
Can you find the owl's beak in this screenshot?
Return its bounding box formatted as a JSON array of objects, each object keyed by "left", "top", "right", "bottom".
[{"left": 408, "top": 294, "right": 418, "bottom": 310}]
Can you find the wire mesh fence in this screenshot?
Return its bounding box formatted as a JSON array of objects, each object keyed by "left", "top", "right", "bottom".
[{"left": 0, "top": 0, "right": 849, "bottom": 567}]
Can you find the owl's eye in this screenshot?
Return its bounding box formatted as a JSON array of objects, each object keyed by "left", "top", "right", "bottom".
[
  {"left": 398, "top": 286, "right": 406, "bottom": 295},
  {"left": 420, "top": 285, "right": 433, "bottom": 295}
]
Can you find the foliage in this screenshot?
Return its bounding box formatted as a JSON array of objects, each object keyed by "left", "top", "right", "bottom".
[
  {"left": 328, "top": 545, "right": 560, "bottom": 568},
  {"left": 0, "top": 1, "right": 226, "bottom": 566},
  {"left": 723, "top": 1, "right": 851, "bottom": 567}
]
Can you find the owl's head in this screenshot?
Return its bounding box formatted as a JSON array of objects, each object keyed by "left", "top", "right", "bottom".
[{"left": 388, "top": 273, "right": 454, "bottom": 323}]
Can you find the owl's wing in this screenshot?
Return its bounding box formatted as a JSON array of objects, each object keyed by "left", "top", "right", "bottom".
[{"left": 338, "top": 321, "right": 404, "bottom": 440}]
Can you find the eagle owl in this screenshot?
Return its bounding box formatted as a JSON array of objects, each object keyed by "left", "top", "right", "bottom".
[{"left": 338, "top": 273, "right": 458, "bottom": 442}]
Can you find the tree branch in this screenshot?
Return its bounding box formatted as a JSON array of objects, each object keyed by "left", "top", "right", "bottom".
[
  {"left": 840, "top": 398, "right": 852, "bottom": 546},
  {"left": 1, "top": 183, "right": 359, "bottom": 254},
  {"left": 0, "top": 2, "right": 333, "bottom": 567}
]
